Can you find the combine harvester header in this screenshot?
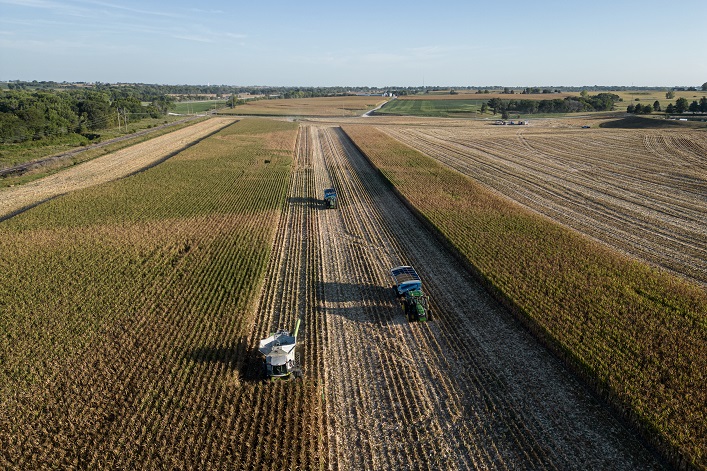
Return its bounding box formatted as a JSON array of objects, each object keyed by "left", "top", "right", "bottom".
[
  {"left": 390, "top": 266, "right": 431, "bottom": 322},
  {"left": 258, "top": 319, "right": 302, "bottom": 379}
]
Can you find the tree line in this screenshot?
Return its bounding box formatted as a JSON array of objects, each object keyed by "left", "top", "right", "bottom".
[
  {"left": 0, "top": 88, "right": 174, "bottom": 143},
  {"left": 627, "top": 96, "right": 707, "bottom": 114},
  {"left": 485, "top": 93, "right": 621, "bottom": 117}
]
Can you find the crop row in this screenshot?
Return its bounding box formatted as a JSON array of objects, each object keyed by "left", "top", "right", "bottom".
[
  {"left": 0, "top": 118, "right": 302, "bottom": 468},
  {"left": 313, "top": 124, "right": 664, "bottom": 469},
  {"left": 381, "top": 125, "right": 706, "bottom": 286},
  {"left": 342, "top": 124, "right": 707, "bottom": 470}
]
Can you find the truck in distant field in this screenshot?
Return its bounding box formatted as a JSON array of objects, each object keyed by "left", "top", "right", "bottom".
[{"left": 390, "top": 265, "right": 431, "bottom": 322}]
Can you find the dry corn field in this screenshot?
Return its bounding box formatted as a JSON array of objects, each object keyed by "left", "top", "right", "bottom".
[
  {"left": 377, "top": 122, "right": 707, "bottom": 286},
  {"left": 0, "top": 117, "right": 236, "bottom": 221},
  {"left": 3, "top": 116, "right": 700, "bottom": 469}
]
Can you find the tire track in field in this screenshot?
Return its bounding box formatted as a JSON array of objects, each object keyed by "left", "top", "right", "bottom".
[
  {"left": 311, "top": 124, "right": 665, "bottom": 470},
  {"left": 380, "top": 126, "right": 706, "bottom": 286}
]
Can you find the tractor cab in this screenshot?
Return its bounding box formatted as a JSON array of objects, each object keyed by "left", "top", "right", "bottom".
[{"left": 324, "top": 188, "right": 337, "bottom": 209}]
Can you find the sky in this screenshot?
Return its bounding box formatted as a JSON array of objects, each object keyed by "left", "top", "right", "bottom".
[{"left": 1, "top": 0, "right": 706, "bottom": 87}]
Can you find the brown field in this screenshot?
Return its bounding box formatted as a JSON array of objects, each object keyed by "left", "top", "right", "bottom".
[
  {"left": 219, "top": 95, "right": 387, "bottom": 117},
  {"left": 398, "top": 92, "right": 578, "bottom": 100},
  {"left": 2, "top": 115, "right": 703, "bottom": 469},
  {"left": 373, "top": 120, "right": 707, "bottom": 286}
]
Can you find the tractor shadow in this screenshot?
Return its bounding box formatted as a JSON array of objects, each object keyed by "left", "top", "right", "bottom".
[
  {"left": 316, "top": 281, "right": 405, "bottom": 326},
  {"left": 287, "top": 196, "right": 325, "bottom": 209}
]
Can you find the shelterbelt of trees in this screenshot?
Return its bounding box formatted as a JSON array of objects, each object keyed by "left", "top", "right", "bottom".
[
  {"left": 486, "top": 93, "right": 621, "bottom": 114},
  {"left": 0, "top": 85, "right": 174, "bottom": 144}
]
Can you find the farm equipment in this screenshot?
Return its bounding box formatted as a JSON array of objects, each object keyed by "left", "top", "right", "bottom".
[
  {"left": 390, "top": 266, "right": 431, "bottom": 322},
  {"left": 258, "top": 319, "right": 302, "bottom": 379},
  {"left": 323, "top": 188, "right": 337, "bottom": 209}
]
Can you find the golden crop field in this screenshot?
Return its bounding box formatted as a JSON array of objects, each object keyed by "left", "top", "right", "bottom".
[
  {"left": 1, "top": 112, "right": 702, "bottom": 470},
  {"left": 220, "top": 95, "right": 387, "bottom": 117}
]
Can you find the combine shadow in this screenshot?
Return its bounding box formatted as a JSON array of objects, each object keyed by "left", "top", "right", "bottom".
[{"left": 188, "top": 337, "right": 265, "bottom": 382}]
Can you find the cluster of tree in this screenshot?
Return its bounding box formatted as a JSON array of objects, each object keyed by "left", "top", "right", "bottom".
[
  {"left": 627, "top": 102, "right": 660, "bottom": 114},
  {"left": 485, "top": 93, "right": 620, "bottom": 116},
  {"left": 665, "top": 97, "right": 707, "bottom": 114},
  {"left": 0, "top": 88, "right": 174, "bottom": 143},
  {"left": 521, "top": 88, "right": 562, "bottom": 94},
  {"left": 627, "top": 97, "right": 707, "bottom": 115}
]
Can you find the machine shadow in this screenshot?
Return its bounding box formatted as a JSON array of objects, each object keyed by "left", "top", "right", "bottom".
[
  {"left": 287, "top": 196, "right": 324, "bottom": 209},
  {"left": 316, "top": 280, "right": 404, "bottom": 325},
  {"left": 187, "top": 337, "right": 265, "bottom": 382}
]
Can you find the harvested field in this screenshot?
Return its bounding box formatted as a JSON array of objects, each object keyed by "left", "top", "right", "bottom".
[
  {"left": 220, "top": 96, "right": 387, "bottom": 117},
  {"left": 307, "top": 124, "right": 662, "bottom": 469},
  {"left": 0, "top": 117, "right": 236, "bottom": 220},
  {"left": 377, "top": 123, "right": 707, "bottom": 286},
  {"left": 0, "top": 116, "right": 676, "bottom": 469}
]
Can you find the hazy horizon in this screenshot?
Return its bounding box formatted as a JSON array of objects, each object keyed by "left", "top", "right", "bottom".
[{"left": 2, "top": 0, "right": 706, "bottom": 87}]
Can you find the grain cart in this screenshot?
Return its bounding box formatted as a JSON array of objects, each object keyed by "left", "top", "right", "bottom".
[
  {"left": 258, "top": 319, "right": 302, "bottom": 379},
  {"left": 390, "top": 266, "right": 431, "bottom": 322},
  {"left": 323, "top": 188, "right": 337, "bottom": 209}
]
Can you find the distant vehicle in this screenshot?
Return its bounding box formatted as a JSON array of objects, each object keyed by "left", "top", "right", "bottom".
[
  {"left": 581, "top": 125, "right": 590, "bottom": 128},
  {"left": 324, "top": 188, "right": 337, "bottom": 209},
  {"left": 390, "top": 266, "right": 431, "bottom": 322},
  {"left": 259, "top": 319, "right": 302, "bottom": 379}
]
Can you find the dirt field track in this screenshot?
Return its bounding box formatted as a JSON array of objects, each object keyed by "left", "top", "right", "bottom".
[
  {"left": 249, "top": 123, "right": 664, "bottom": 469},
  {"left": 377, "top": 123, "right": 706, "bottom": 286}
]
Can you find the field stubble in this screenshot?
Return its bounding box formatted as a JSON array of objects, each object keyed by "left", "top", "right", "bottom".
[
  {"left": 309, "top": 124, "right": 663, "bottom": 469},
  {"left": 380, "top": 123, "right": 707, "bottom": 286}
]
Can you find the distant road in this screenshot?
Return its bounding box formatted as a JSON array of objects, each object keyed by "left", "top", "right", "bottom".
[{"left": 362, "top": 97, "right": 393, "bottom": 117}]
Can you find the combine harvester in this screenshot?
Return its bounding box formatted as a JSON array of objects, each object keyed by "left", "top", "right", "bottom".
[
  {"left": 258, "top": 319, "right": 302, "bottom": 379},
  {"left": 323, "top": 188, "right": 337, "bottom": 209},
  {"left": 390, "top": 265, "right": 431, "bottom": 322}
]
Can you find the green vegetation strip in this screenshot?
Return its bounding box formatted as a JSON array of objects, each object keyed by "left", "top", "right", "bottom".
[
  {"left": 343, "top": 125, "right": 707, "bottom": 471},
  {"left": 0, "top": 116, "right": 208, "bottom": 187},
  {"left": 375, "top": 99, "right": 483, "bottom": 117}
]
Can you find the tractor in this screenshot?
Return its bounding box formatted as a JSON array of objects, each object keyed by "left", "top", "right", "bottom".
[
  {"left": 390, "top": 266, "right": 431, "bottom": 322},
  {"left": 323, "top": 188, "right": 337, "bottom": 209}
]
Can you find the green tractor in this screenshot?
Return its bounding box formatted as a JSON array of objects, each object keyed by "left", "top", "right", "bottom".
[
  {"left": 403, "top": 289, "right": 431, "bottom": 322},
  {"left": 390, "top": 266, "right": 431, "bottom": 322}
]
